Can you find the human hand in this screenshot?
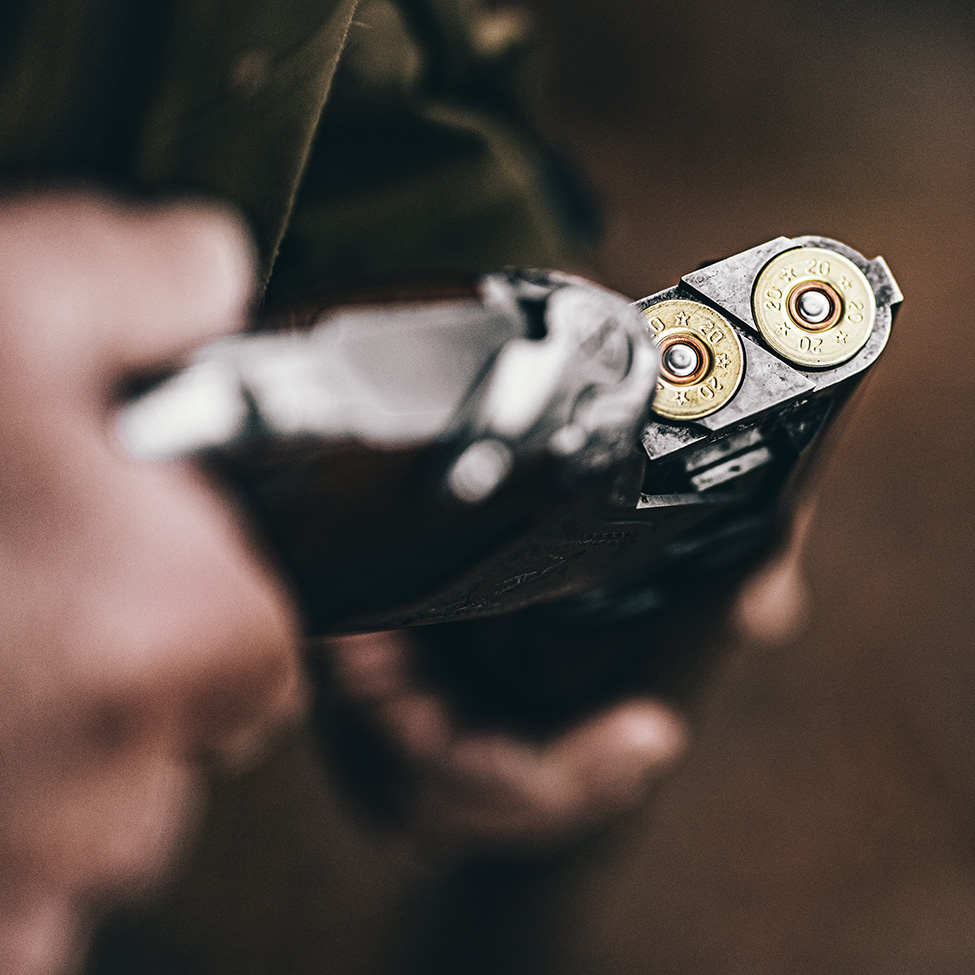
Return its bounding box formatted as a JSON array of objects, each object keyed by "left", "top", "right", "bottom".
[
  {"left": 323, "top": 512, "right": 812, "bottom": 859},
  {"left": 0, "top": 192, "right": 304, "bottom": 974},
  {"left": 325, "top": 628, "right": 687, "bottom": 857}
]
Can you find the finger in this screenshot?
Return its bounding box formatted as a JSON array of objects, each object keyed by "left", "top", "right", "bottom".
[
  {"left": 733, "top": 556, "right": 810, "bottom": 645},
  {"left": 0, "top": 193, "right": 256, "bottom": 384},
  {"left": 5, "top": 747, "right": 200, "bottom": 900},
  {"left": 327, "top": 631, "right": 454, "bottom": 760},
  {"left": 437, "top": 700, "right": 686, "bottom": 797},
  {"left": 371, "top": 693, "right": 453, "bottom": 762},
  {"left": 416, "top": 699, "right": 688, "bottom": 851},
  {"left": 733, "top": 503, "right": 815, "bottom": 645},
  {"left": 327, "top": 631, "right": 412, "bottom": 702},
  {"left": 541, "top": 699, "right": 689, "bottom": 807},
  {"left": 103, "top": 199, "right": 256, "bottom": 370}
]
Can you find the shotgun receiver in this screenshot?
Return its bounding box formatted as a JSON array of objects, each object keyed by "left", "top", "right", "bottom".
[{"left": 121, "top": 236, "right": 900, "bottom": 707}]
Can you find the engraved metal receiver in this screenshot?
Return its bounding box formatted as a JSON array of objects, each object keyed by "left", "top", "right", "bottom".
[{"left": 121, "top": 236, "right": 901, "bottom": 707}]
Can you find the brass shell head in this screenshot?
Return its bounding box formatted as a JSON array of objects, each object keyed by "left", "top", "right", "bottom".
[
  {"left": 752, "top": 246, "right": 876, "bottom": 368},
  {"left": 642, "top": 299, "right": 744, "bottom": 420}
]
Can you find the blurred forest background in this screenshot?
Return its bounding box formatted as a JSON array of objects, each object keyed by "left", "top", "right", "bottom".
[{"left": 91, "top": 2, "right": 975, "bottom": 973}]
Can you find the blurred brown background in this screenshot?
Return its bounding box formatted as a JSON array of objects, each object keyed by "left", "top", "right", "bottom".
[
  {"left": 90, "top": 2, "right": 975, "bottom": 973},
  {"left": 519, "top": 2, "right": 975, "bottom": 971}
]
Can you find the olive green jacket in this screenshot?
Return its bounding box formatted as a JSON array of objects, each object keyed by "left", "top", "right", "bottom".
[{"left": 0, "top": 0, "right": 583, "bottom": 299}]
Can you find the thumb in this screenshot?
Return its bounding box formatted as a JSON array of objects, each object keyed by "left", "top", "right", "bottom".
[{"left": 545, "top": 699, "right": 689, "bottom": 813}]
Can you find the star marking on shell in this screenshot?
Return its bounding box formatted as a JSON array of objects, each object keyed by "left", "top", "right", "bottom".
[
  {"left": 716, "top": 352, "right": 730, "bottom": 368},
  {"left": 840, "top": 276, "right": 852, "bottom": 290},
  {"left": 780, "top": 266, "right": 797, "bottom": 281},
  {"left": 834, "top": 329, "right": 849, "bottom": 344},
  {"left": 775, "top": 321, "right": 791, "bottom": 336},
  {"left": 674, "top": 389, "right": 688, "bottom": 405},
  {"left": 673, "top": 311, "right": 689, "bottom": 329}
]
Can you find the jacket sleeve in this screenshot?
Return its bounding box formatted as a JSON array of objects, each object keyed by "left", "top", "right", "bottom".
[{"left": 266, "top": 0, "right": 599, "bottom": 300}]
